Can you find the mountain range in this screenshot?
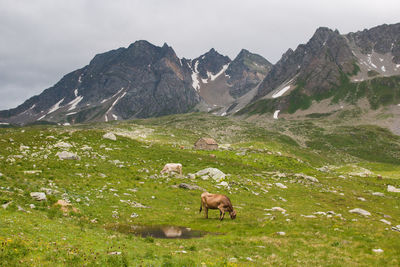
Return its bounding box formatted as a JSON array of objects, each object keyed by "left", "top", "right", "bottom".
[{"left": 1, "top": 22, "right": 399, "bottom": 125}]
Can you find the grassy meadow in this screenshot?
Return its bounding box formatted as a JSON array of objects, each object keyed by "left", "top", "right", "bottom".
[{"left": 0, "top": 113, "right": 399, "bottom": 266}]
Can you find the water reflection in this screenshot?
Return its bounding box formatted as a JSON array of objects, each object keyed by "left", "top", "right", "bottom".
[{"left": 106, "top": 224, "right": 209, "bottom": 239}]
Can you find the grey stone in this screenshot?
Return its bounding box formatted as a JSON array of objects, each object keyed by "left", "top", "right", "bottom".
[
  {"left": 178, "top": 183, "right": 205, "bottom": 191},
  {"left": 30, "top": 192, "right": 47, "bottom": 201},
  {"left": 56, "top": 151, "right": 80, "bottom": 160},
  {"left": 387, "top": 185, "right": 400, "bottom": 193},
  {"left": 195, "top": 168, "right": 226, "bottom": 182},
  {"left": 54, "top": 142, "right": 72, "bottom": 148},
  {"left": 349, "top": 208, "right": 371, "bottom": 216},
  {"left": 103, "top": 133, "right": 117, "bottom": 141}
]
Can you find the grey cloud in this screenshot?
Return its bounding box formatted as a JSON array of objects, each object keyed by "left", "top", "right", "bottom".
[{"left": 0, "top": 0, "right": 399, "bottom": 109}]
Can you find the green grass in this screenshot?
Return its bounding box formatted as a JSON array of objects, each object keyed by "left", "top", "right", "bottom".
[
  {"left": 0, "top": 114, "right": 400, "bottom": 266},
  {"left": 239, "top": 73, "right": 400, "bottom": 116}
]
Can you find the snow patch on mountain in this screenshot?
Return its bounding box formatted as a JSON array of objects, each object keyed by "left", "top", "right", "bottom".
[
  {"left": 48, "top": 98, "right": 65, "bottom": 114},
  {"left": 273, "top": 110, "right": 280, "bottom": 119},
  {"left": 272, "top": 85, "right": 291, "bottom": 98},
  {"left": 191, "top": 60, "right": 200, "bottom": 91},
  {"left": 67, "top": 96, "right": 83, "bottom": 111}
]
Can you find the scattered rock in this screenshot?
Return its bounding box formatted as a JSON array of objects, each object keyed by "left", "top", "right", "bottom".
[
  {"left": 372, "top": 248, "right": 383, "bottom": 253},
  {"left": 29, "top": 204, "right": 36, "bottom": 209},
  {"left": 103, "top": 132, "right": 117, "bottom": 141},
  {"left": 40, "top": 187, "right": 59, "bottom": 195},
  {"left": 217, "top": 181, "right": 229, "bottom": 187},
  {"left": 81, "top": 145, "right": 92, "bottom": 151},
  {"left": 372, "top": 192, "right": 384, "bottom": 197},
  {"left": 130, "top": 213, "right": 139, "bottom": 218},
  {"left": 275, "top": 183, "right": 287, "bottom": 189},
  {"left": 54, "top": 142, "right": 72, "bottom": 148},
  {"left": 56, "top": 151, "right": 80, "bottom": 160},
  {"left": 30, "top": 192, "right": 47, "bottom": 201},
  {"left": 195, "top": 168, "right": 226, "bottom": 182},
  {"left": 357, "top": 197, "right": 366, "bottom": 201},
  {"left": 178, "top": 183, "right": 205, "bottom": 191},
  {"left": 228, "top": 257, "right": 238, "bottom": 263},
  {"left": 295, "top": 173, "right": 319, "bottom": 183},
  {"left": 266, "top": 207, "right": 286, "bottom": 213},
  {"left": 380, "top": 219, "right": 391, "bottom": 225},
  {"left": 349, "top": 208, "right": 371, "bottom": 216},
  {"left": 187, "top": 173, "right": 196, "bottom": 179},
  {"left": 391, "top": 225, "right": 400, "bottom": 232},
  {"left": 119, "top": 199, "right": 149, "bottom": 208},
  {"left": 301, "top": 215, "right": 317, "bottom": 218},
  {"left": 276, "top": 231, "right": 286, "bottom": 236},
  {"left": 2, "top": 201, "right": 12, "bottom": 209},
  {"left": 387, "top": 185, "right": 400, "bottom": 193}
]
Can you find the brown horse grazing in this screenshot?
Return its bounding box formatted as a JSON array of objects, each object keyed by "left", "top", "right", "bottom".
[{"left": 199, "top": 192, "right": 236, "bottom": 220}]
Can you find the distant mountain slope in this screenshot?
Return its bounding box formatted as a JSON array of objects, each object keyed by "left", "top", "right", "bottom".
[
  {"left": 0, "top": 42, "right": 271, "bottom": 125},
  {"left": 240, "top": 23, "right": 400, "bottom": 118}
]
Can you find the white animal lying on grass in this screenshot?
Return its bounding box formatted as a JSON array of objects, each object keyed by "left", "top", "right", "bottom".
[{"left": 160, "top": 163, "right": 182, "bottom": 175}]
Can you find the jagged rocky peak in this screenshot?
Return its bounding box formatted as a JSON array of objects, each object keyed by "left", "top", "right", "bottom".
[
  {"left": 228, "top": 49, "right": 272, "bottom": 76},
  {"left": 192, "top": 48, "right": 231, "bottom": 79},
  {"left": 0, "top": 40, "right": 200, "bottom": 125},
  {"left": 254, "top": 25, "right": 356, "bottom": 100},
  {"left": 226, "top": 49, "right": 272, "bottom": 98},
  {"left": 346, "top": 23, "right": 400, "bottom": 63}
]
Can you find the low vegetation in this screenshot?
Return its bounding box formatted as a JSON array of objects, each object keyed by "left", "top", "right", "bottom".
[{"left": 1, "top": 113, "right": 399, "bottom": 266}]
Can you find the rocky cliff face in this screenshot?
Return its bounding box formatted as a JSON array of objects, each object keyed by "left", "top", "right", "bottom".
[
  {"left": 247, "top": 23, "right": 400, "bottom": 117},
  {"left": 0, "top": 41, "right": 201, "bottom": 124},
  {"left": 255, "top": 27, "right": 356, "bottom": 101},
  {"left": 0, "top": 41, "right": 271, "bottom": 125},
  {"left": 226, "top": 49, "right": 272, "bottom": 98}
]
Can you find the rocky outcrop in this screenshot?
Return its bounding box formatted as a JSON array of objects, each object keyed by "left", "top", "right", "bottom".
[
  {"left": 226, "top": 49, "right": 272, "bottom": 98},
  {"left": 0, "top": 41, "right": 200, "bottom": 125}
]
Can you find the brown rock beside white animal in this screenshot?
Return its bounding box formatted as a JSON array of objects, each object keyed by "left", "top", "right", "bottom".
[
  {"left": 160, "top": 163, "right": 182, "bottom": 175},
  {"left": 200, "top": 192, "right": 236, "bottom": 220}
]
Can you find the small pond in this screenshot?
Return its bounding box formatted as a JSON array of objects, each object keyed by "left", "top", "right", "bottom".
[{"left": 106, "top": 224, "right": 213, "bottom": 239}]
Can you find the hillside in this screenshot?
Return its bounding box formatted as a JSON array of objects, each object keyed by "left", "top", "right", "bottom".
[
  {"left": 1, "top": 113, "right": 400, "bottom": 266},
  {"left": 0, "top": 44, "right": 271, "bottom": 125},
  {"left": 240, "top": 23, "right": 400, "bottom": 121}
]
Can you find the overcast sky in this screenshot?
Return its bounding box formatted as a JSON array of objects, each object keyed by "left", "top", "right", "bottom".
[{"left": 0, "top": 0, "right": 399, "bottom": 110}]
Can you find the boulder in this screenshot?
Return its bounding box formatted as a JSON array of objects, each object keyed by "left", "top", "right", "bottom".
[
  {"left": 268, "top": 207, "right": 286, "bottom": 213},
  {"left": 372, "top": 249, "right": 383, "bottom": 253},
  {"left": 30, "top": 192, "right": 47, "bottom": 201},
  {"left": 295, "top": 173, "right": 319, "bottom": 183},
  {"left": 380, "top": 219, "right": 391, "bottom": 225},
  {"left": 217, "top": 181, "right": 229, "bottom": 187},
  {"left": 349, "top": 208, "right": 371, "bottom": 216},
  {"left": 195, "top": 168, "right": 226, "bottom": 182},
  {"left": 387, "top": 185, "right": 400, "bottom": 193},
  {"left": 372, "top": 192, "right": 384, "bottom": 197},
  {"left": 178, "top": 183, "right": 205, "bottom": 191},
  {"left": 56, "top": 151, "right": 80, "bottom": 160},
  {"left": 103, "top": 132, "right": 117, "bottom": 141},
  {"left": 2, "top": 201, "right": 12, "bottom": 209},
  {"left": 54, "top": 142, "right": 72, "bottom": 148},
  {"left": 275, "top": 183, "right": 287, "bottom": 189}
]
